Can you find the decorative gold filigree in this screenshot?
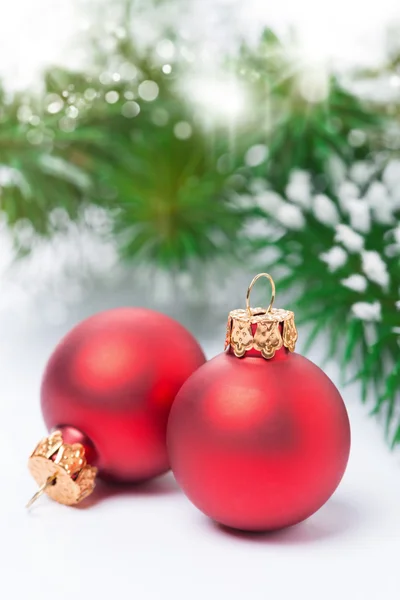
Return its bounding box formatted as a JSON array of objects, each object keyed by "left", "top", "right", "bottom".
[
  {"left": 225, "top": 307, "right": 298, "bottom": 359},
  {"left": 76, "top": 466, "right": 99, "bottom": 503},
  {"left": 230, "top": 318, "right": 254, "bottom": 357},
  {"left": 283, "top": 315, "right": 298, "bottom": 353},
  {"left": 32, "top": 430, "right": 63, "bottom": 459},
  {"left": 54, "top": 443, "right": 86, "bottom": 477},
  {"left": 224, "top": 315, "right": 233, "bottom": 351},
  {"left": 253, "top": 321, "right": 283, "bottom": 359},
  {"left": 28, "top": 430, "right": 97, "bottom": 506}
]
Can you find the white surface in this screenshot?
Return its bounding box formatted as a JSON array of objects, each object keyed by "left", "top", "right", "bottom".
[{"left": 1, "top": 285, "right": 400, "bottom": 600}]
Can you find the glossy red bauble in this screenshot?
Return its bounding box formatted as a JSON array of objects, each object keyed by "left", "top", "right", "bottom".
[
  {"left": 167, "top": 350, "right": 351, "bottom": 531},
  {"left": 41, "top": 307, "right": 205, "bottom": 482}
]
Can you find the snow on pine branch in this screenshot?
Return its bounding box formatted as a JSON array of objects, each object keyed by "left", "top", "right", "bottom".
[{"left": 249, "top": 158, "right": 400, "bottom": 331}]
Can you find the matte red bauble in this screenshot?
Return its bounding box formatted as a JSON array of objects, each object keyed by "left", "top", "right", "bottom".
[
  {"left": 28, "top": 307, "right": 205, "bottom": 506},
  {"left": 167, "top": 274, "right": 351, "bottom": 531}
]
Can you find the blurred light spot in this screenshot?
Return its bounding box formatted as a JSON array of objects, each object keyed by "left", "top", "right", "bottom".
[
  {"left": 105, "top": 90, "right": 119, "bottom": 104},
  {"left": 46, "top": 93, "right": 64, "bottom": 114},
  {"left": 66, "top": 105, "right": 79, "bottom": 118},
  {"left": 162, "top": 64, "right": 172, "bottom": 74},
  {"left": 26, "top": 129, "right": 43, "bottom": 145},
  {"left": 245, "top": 144, "right": 268, "bottom": 167},
  {"left": 156, "top": 39, "right": 175, "bottom": 60},
  {"left": 185, "top": 76, "right": 246, "bottom": 122},
  {"left": 124, "top": 91, "right": 135, "bottom": 100},
  {"left": 180, "top": 46, "right": 195, "bottom": 62},
  {"left": 29, "top": 115, "right": 41, "bottom": 126},
  {"left": 114, "top": 26, "right": 126, "bottom": 40},
  {"left": 121, "top": 100, "right": 140, "bottom": 118},
  {"left": 99, "top": 72, "right": 112, "bottom": 85},
  {"left": 59, "top": 116, "right": 76, "bottom": 132},
  {"left": 348, "top": 129, "right": 367, "bottom": 147},
  {"left": 17, "top": 105, "right": 32, "bottom": 123},
  {"left": 112, "top": 72, "right": 121, "bottom": 82},
  {"left": 119, "top": 62, "right": 137, "bottom": 81},
  {"left": 390, "top": 75, "right": 400, "bottom": 88},
  {"left": 84, "top": 88, "right": 97, "bottom": 102},
  {"left": 0, "top": 165, "right": 22, "bottom": 187},
  {"left": 138, "top": 80, "right": 159, "bottom": 102},
  {"left": 152, "top": 108, "right": 169, "bottom": 126},
  {"left": 298, "top": 67, "right": 329, "bottom": 103},
  {"left": 174, "top": 121, "right": 192, "bottom": 140}
]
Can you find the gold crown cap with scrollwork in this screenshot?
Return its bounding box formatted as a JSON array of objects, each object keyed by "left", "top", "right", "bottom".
[
  {"left": 224, "top": 273, "right": 298, "bottom": 360},
  {"left": 28, "top": 430, "right": 97, "bottom": 506}
]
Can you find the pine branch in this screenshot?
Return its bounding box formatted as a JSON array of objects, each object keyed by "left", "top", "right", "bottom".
[{"left": 0, "top": 2, "right": 399, "bottom": 444}]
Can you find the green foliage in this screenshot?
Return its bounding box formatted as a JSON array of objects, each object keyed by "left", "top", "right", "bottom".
[
  {"left": 235, "top": 30, "right": 382, "bottom": 192},
  {"left": 248, "top": 165, "right": 400, "bottom": 445},
  {"left": 0, "top": 18, "right": 382, "bottom": 264},
  {"left": 0, "top": 34, "right": 253, "bottom": 267},
  {"left": 0, "top": 2, "right": 399, "bottom": 443}
]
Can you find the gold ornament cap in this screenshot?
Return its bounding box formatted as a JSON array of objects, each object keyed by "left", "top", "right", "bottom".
[
  {"left": 224, "top": 273, "right": 298, "bottom": 360},
  {"left": 27, "top": 430, "right": 97, "bottom": 507}
]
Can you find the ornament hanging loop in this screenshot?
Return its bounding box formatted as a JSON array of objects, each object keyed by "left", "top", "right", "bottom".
[
  {"left": 246, "top": 273, "right": 275, "bottom": 318},
  {"left": 26, "top": 474, "right": 57, "bottom": 509}
]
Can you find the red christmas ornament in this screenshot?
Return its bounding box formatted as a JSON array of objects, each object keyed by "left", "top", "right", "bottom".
[
  {"left": 167, "top": 273, "right": 351, "bottom": 531},
  {"left": 27, "top": 307, "right": 205, "bottom": 506}
]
